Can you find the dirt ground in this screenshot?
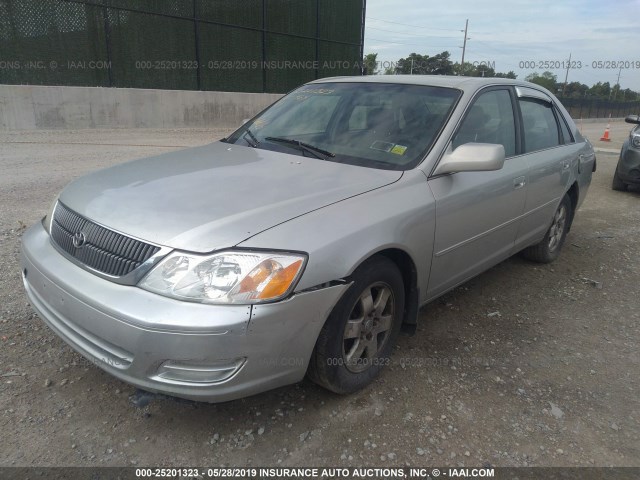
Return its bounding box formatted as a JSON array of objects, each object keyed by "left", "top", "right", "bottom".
[{"left": 0, "top": 121, "right": 638, "bottom": 467}]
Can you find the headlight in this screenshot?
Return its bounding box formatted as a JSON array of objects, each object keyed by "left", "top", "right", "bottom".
[
  {"left": 42, "top": 198, "right": 58, "bottom": 234},
  {"left": 139, "top": 250, "right": 307, "bottom": 304},
  {"left": 631, "top": 134, "right": 640, "bottom": 148}
]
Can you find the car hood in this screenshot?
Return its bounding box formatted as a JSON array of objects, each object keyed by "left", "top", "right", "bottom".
[{"left": 59, "top": 142, "right": 402, "bottom": 252}]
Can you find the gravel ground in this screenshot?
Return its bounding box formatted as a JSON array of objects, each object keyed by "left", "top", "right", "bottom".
[{"left": 0, "top": 123, "right": 638, "bottom": 467}]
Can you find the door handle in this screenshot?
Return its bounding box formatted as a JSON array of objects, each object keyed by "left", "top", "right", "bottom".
[
  {"left": 561, "top": 160, "right": 571, "bottom": 170},
  {"left": 577, "top": 153, "right": 594, "bottom": 173},
  {"left": 513, "top": 176, "right": 526, "bottom": 189}
]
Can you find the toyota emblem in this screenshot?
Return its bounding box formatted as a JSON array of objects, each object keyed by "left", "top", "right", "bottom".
[{"left": 72, "top": 232, "right": 87, "bottom": 249}]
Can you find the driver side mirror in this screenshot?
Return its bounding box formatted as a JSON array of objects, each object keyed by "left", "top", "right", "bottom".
[
  {"left": 434, "top": 143, "right": 506, "bottom": 175},
  {"left": 625, "top": 115, "right": 640, "bottom": 125}
]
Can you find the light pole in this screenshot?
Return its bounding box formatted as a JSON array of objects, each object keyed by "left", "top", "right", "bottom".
[
  {"left": 613, "top": 66, "right": 622, "bottom": 100},
  {"left": 561, "top": 53, "right": 571, "bottom": 97},
  {"left": 459, "top": 19, "right": 469, "bottom": 76}
]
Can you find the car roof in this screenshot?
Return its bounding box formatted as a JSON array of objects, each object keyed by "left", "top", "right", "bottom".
[{"left": 309, "top": 74, "right": 548, "bottom": 94}]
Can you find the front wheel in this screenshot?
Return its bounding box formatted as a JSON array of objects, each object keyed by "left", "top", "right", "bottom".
[
  {"left": 612, "top": 168, "right": 627, "bottom": 191},
  {"left": 308, "top": 256, "right": 404, "bottom": 394},
  {"left": 521, "top": 194, "right": 572, "bottom": 264}
]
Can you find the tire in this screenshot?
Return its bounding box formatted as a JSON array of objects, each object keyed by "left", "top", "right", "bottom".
[
  {"left": 308, "top": 256, "right": 404, "bottom": 394},
  {"left": 612, "top": 168, "right": 627, "bottom": 191},
  {"left": 521, "top": 194, "right": 572, "bottom": 264}
]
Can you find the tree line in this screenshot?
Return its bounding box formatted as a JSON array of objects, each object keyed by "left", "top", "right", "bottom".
[
  {"left": 363, "top": 51, "right": 639, "bottom": 102},
  {"left": 363, "top": 51, "right": 516, "bottom": 78},
  {"left": 523, "top": 71, "right": 638, "bottom": 101}
]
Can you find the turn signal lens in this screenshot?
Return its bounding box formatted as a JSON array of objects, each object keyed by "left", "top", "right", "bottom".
[
  {"left": 257, "top": 260, "right": 304, "bottom": 299},
  {"left": 235, "top": 259, "right": 278, "bottom": 294}
]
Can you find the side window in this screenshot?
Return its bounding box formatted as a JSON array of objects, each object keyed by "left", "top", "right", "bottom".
[
  {"left": 452, "top": 89, "right": 516, "bottom": 157},
  {"left": 519, "top": 98, "right": 561, "bottom": 152},
  {"left": 556, "top": 108, "right": 574, "bottom": 144}
]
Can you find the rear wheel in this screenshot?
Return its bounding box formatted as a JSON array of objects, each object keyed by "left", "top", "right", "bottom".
[
  {"left": 308, "top": 256, "right": 404, "bottom": 394},
  {"left": 612, "top": 168, "right": 627, "bottom": 191},
  {"left": 521, "top": 194, "right": 572, "bottom": 264}
]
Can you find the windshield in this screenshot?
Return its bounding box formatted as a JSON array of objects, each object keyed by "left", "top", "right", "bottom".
[{"left": 224, "top": 82, "right": 461, "bottom": 170}]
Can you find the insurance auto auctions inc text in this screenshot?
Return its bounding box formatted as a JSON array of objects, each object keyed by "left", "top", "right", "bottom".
[{"left": 224, "top": 467, "right": 495, "bottom": 478}]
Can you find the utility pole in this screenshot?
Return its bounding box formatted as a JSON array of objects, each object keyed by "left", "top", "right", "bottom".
[
  {"left": 459, "top": 19, "right": 469, "bottom": 76},
  {"left": 561, "top": 53, "right": 571, "bottom": 97},
  {"left": 613, "top": 65, "right": 622, "bottom": 100}
]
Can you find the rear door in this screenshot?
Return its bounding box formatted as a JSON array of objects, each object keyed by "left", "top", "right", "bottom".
[
  {"left": 427, "top": 87, "right": 528, "bottom": 300},
  {"left": 513, "top": 87, "right": 579, "bottom": 249}
]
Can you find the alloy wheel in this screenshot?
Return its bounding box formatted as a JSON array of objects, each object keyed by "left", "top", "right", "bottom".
[
  {"left": 342, "top": 282, "right": 395, "bottom": 373},
  {"left": 548, "top": 204, "right": 567, "bottom": 252}
]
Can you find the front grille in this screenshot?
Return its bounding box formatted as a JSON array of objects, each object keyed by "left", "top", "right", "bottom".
[{"left": 51, "top": 202, "right": 160, "bottom": 278}]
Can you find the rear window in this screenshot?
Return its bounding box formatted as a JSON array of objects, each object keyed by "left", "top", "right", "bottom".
[{"left": 519, "top": 98, "right": 561, "bottom": 152}]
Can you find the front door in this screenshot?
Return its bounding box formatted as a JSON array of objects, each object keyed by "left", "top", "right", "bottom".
[{"left": 427, "top": 87, "right": 528, "bottom": 300}]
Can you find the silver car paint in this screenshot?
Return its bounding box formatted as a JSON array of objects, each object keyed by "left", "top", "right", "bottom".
[
  {"left": 245, "top": 77, "right": 594, "bottom": 304},
  {"left": 21, "top": 224, "right": 350, "bottom": 402},
  {"left": 21, "top": 76, "right": 595, "bottom": 401},
  {"left": 59, "top": 141, "right": 402, "bottom": 253},
  {"left": 239, "top": 168, "right": 436, "bottom": 300},
  {"left": 427, "top": 154, "right": 531, "bottom": 299}
]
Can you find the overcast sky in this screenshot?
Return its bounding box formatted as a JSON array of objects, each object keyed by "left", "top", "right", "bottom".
[{"left": 363, "top": 0, "right": 640, "bottom": 92}]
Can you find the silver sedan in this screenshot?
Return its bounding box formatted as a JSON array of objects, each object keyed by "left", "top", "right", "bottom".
[{"left": 20, "top": 76, "right": 595, "bottom": 402}]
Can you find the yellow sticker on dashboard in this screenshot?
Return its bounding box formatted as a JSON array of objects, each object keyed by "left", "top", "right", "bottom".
[{"left": 390, "top": 144, "right": 407, "bottom": 155}]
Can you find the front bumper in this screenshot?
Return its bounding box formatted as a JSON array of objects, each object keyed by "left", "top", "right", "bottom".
[
  {"left": 617, "top": 144, "right": 640, "bottom": 184},
  {"left": 20, "top": 223, "right": 348, "bottom": 402}
]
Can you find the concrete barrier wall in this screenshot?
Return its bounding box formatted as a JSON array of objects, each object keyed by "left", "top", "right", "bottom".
[
  {"left": 0, "top": 85, "right": 283, "bottom": 130},
  {"left": 0, "top": 84, "right": 629, "bottom": 131},
  {"left": 575, "top": 117, "right": 626, "bottom": 124}
]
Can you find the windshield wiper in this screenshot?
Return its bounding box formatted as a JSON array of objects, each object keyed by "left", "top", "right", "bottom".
[
  {"left": 265, "top": 137, "right": 335, "bottom": 159},
  {"left": 243, "top": 128, "right": 260, "bottom": 148}
]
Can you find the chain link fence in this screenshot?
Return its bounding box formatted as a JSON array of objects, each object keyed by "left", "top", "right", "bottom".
[
  {"left": 558, "top": 96, "right": 640, "bottom": 120},
  {"left": 0, "top": 0, "right": 365, "bottom": 93}
]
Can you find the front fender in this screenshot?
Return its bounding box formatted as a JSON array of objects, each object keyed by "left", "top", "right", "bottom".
[{"left": 238, "top": 169, "right": 436, "bottom": 305}]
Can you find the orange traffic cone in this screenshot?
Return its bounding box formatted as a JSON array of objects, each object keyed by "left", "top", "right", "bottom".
[{"left": 600, "top": 124, "right": 611, "bottom": 142}]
